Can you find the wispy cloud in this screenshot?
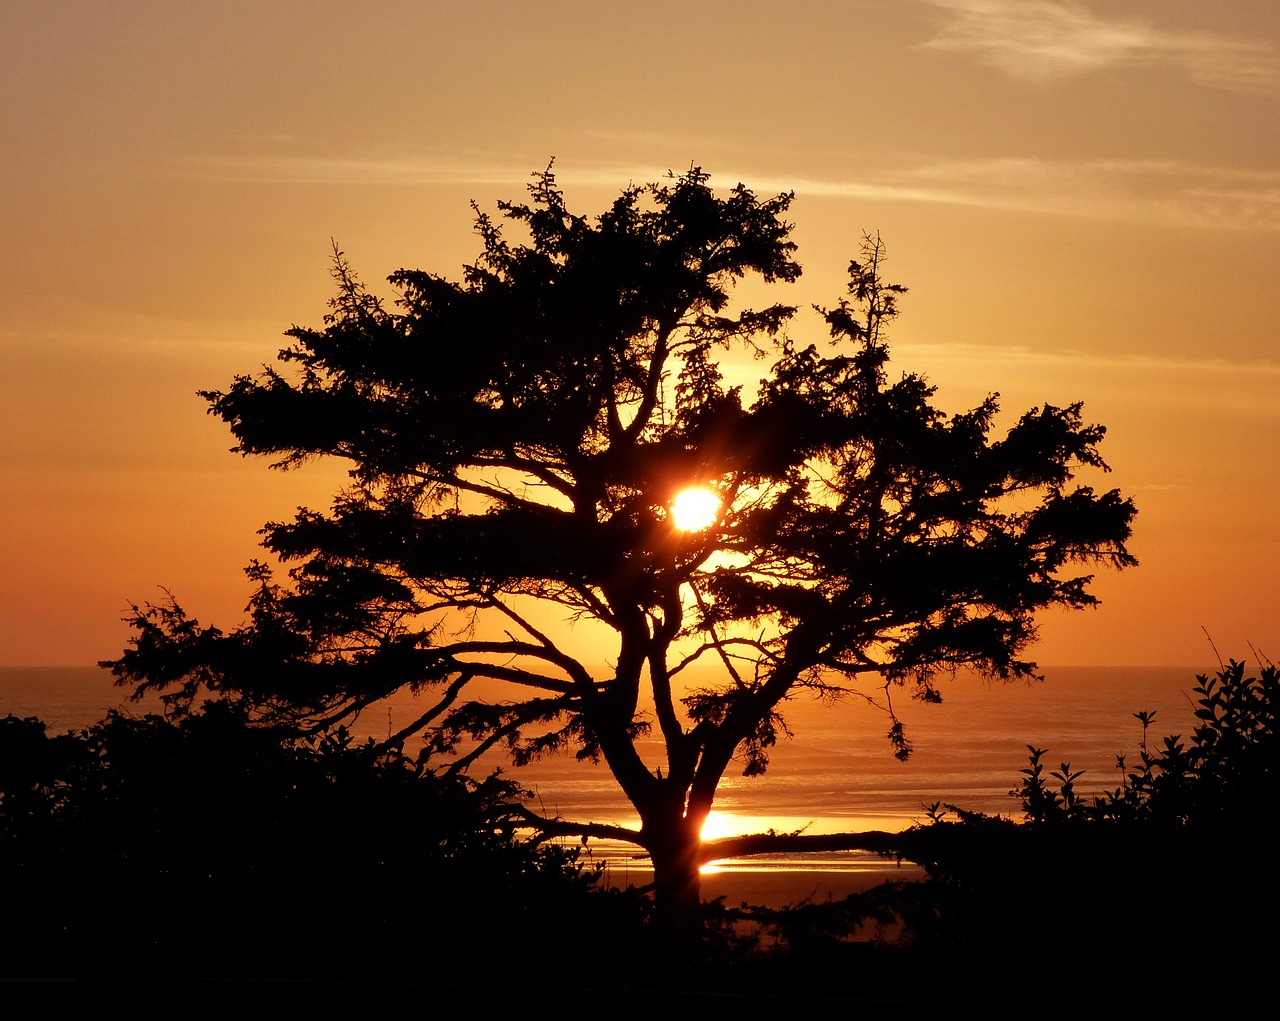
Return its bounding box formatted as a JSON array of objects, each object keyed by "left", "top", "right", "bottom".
[
  {"left": 181, "top": 150, "right": 537, "bottom": 187},
  {"left": 890, "top": 342, "right": 1280, "bottom": 418},
  {"left": 175, "top": 146, "right": 1280, "bottom": 234},
  {"left": 178, "top": 144, "right": 674, "bottom": 190},
  {"left": 747, "top": 158, "right": 1280, "bottom": 233},
  {"left": 921, "top": 0, "right": 1278, "bottom": 92},
  {"left": 897, "top": 341, "right": 1280, "bottom": 381}
]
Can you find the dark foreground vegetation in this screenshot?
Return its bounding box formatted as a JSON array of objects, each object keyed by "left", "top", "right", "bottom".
[{"left": 2, "top": 660, "right": 1274, "bottom": 1007}]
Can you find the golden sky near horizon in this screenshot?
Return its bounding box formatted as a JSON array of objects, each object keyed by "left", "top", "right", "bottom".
[{"left": 2, "top": 0, "right": 1278, "bottom": 668}]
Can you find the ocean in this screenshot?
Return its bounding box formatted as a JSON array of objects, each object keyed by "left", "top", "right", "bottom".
[{"left": 0, "top": 663, "right": 1213, "bottom": 900}]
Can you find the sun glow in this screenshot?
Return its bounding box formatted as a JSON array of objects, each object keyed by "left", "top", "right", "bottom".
[
  {"left": 671, "top": 487, "right": 720, "bottom": 531},
  {"left": 699, "top": 810, "right": 743, "bottom": 842}
]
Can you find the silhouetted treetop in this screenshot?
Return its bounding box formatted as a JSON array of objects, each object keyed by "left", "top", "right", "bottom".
[{"left": 213, "top": 166, "right": 800, "bottom": 481}]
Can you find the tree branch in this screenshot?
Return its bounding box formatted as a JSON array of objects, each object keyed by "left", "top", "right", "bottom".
[
  {"left": 699, "top": 828, "right": 904, "bottom": 866},
  {"left": 513, "top": 804, "right": 644, "bottom": 846}
]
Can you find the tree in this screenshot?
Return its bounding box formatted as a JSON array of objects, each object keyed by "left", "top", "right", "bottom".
[{"left": 105, "top": 165, "right": 1136, "bottom": 922}]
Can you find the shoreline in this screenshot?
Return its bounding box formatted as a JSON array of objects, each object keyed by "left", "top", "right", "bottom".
[
  {"left": 601, "top": 860, "right": 928, "bottom": 910},
  {"left": 707, "top": 863, "right": 928, "bottom": 909}
]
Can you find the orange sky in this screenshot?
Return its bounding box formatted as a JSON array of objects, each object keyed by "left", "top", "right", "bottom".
[{"left": 2, "top": 1, "right": 1278, "bottom": 667}]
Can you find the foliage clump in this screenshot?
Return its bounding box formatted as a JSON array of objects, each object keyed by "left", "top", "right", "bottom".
[
  {"left": 885, "top": 659, "right": 1279, "bottom": 989},
  {"left": 1014, "top": 659, "right": 1277, "bottom": 830},
  {"left": 0, "top": 701, "right": 644, "bottom": 983}
]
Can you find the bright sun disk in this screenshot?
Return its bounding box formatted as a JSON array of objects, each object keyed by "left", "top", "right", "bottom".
[{"left": 671, "top": 487, "right": 720, "bottom": 531}]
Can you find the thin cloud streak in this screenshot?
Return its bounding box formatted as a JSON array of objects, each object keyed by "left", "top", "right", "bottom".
[
  {"left": 725, "top": 341, "right": 1280, "bottom": 415},
  {"left": 921, "top": 0, "right": 1279, "bottom": 92},
  {"left": 177, "top": 150, "right": 1280, "bottom": 234},
  {"left": 892, "top": 342, "right": 1280, "bottom": 414},
  {"left": 178, "top": 150, "right": 673, "bottom": 190},
  {"left": 751, "top": 159, "right": 1280, "bottom": 233},
  {"left": 180, "top": 153, "right": 538, "bottom": 187},
  {"left": 896, "top": 342, "right": 1280, "bottom": 380}
]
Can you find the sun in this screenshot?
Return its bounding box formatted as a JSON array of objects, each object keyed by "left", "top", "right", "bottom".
[
  {"left": 671, "top": 487, "right": 720, "bottom": 531},
  {"left": 698, "top": 810, "right": 740, "bottom": 842}
]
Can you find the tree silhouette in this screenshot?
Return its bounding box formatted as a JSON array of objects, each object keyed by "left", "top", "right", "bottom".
[{"left": 105, "top": 166, "right": 1136, "bottom": 922}]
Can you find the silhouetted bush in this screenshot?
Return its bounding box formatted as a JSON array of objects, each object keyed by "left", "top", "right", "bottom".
[
  {"left": 877, "top": 660, "right": 1279, "bottom": 998},
  {"left": 1023, "top": 659, "right": 1277, "bottom": 830},
  {"left": 0, "top": 702, "right": 653, "bottom": 984},
  {"left": 6, "top": 660, "right": 1274, "bottom": 1004}
]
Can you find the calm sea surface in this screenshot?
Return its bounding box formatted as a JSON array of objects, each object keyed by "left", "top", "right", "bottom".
[{"left": 1, "top": 663, "right": 1214, "bottom": 897}]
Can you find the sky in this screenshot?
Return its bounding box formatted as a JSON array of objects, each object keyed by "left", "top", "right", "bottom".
[{"left": 2, "top": 0, "right": 1278, "bottom": 668}]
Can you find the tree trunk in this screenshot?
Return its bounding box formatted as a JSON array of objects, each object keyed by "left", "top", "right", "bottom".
[{"left": 644, "top": 816, "right": 703, "bottom": 927}]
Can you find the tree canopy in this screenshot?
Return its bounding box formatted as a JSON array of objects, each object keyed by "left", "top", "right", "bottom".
[{"left": 105, "top": 165, "right": 1136, "bottom": 918}]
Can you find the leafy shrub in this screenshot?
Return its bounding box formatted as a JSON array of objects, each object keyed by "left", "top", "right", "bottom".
[
  {"left": 0, "top": 702, "right": 643, "bottom": 981},
  {"left": 885, "top": 659, "right": 1279, "bottom": 998},
  {"left": 1012, "top": 659, "right": 1277, "bottom": 833}
]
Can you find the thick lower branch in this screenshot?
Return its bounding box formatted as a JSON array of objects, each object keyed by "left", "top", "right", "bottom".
[
  {"left": 513, "top": 804, "right": 644, "bottom": 847},
  {"left": 699, "top": 828, "right": 904, "bottom": 866}
]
